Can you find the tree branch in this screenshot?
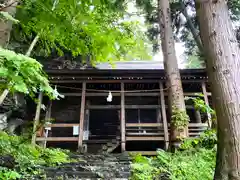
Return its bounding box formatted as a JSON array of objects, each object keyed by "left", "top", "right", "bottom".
[
  {"left": 0, "top": 35, "right": 39, "bottom": 105},
  {"left": 179, "top": 0, "right": 204, "bottom": 53},
  {"left": 25, "top": 35, "right": 39, "bottom": 56},
  {"left": 0, "top": 0, "right": 18, "bottom": 11}
]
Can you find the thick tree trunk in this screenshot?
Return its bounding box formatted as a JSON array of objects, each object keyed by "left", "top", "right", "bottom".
[
  {"left": 158, "top": 0, "right": 189, "bottom": 148},
  {"left": 195, "top": 0, "right": 240, "bottom": 179},
  {"left": 0, "top": 0, "right": 18, "bottom": 47}
]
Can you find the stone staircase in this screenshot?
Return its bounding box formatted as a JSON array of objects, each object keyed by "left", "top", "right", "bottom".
[{"left": 42, "top": 153, "right": 131, "bottom": 180}]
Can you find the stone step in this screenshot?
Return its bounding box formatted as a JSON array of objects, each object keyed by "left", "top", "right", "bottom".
[
  {"left": 43, "top": 153, "right": 131, "bottom": 179},
  {"left": 52, "top": 171, "right": 100, "bottom": 178}
]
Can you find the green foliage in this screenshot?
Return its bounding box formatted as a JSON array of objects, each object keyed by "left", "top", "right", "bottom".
[
  {"left": 131, "top": 129, "right": 217, "bottom": 180},
  {"left": 131, "top": 148, "right": 215, "bottom": 180},
  {"left": 135, "top": 0, "right": 240, "bottom": 67},
  {"left": 180, "top": 129, "right": 217, "bottom": 150},
  {"left": 0, "top": 131, "right": 70, "bottom": 179},
  {"left": 0, "top": 47, "right": 62, "bottom": 99},
  {"left": 171, "top": 106, "right": 189, "bottom": 130},
  {"left": 0, "top": 167, "right": 21, "bottom": 180},
  {"left": 12, "top": 0, "right": 150, "bottom": 61},
  {"left": 0, "top": 11, "right": 19, "bottom": 24},
  {"left": 130, "top": 153, "right": 161, "bottom": 180},
  {"left": 185, "top": 95, "right": 216, "bottom": 121}
]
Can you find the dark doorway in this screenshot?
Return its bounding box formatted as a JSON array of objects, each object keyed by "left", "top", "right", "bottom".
[{"left": 89, "top": 109, "right": 120, "bottom": 140}]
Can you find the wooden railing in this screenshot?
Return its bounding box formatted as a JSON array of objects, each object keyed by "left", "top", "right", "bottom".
[
  {"left": 36, "top": 123, "right": 79, "bottom": 142},
  {"left": 36, "top": 123, "right": 208, "bottom": 143},
  {"left": 188, "top": 123, "right": 208, "bottom": 137},
  {"left": 126, "top": 123, "right": 166, "bottom": 141},
  {"left": 125, "top": 123, "right": 208, "bottom": 141}
]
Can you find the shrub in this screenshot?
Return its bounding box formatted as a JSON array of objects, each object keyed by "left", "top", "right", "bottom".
[
  {"left": 131, "top": 149, "right": 215, "bottom": 180},
  {"left": 0, "top": 131, "right": 70, "bottom": 179},
  {"left": 131, "top": 130, "right": 217, "bottom": 180}
]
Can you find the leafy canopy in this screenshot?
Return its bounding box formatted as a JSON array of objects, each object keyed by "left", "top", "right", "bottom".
[
  {"left": 134, "top": 0, "right": 240, "bottom": 68},
  {"left": 0, "top": 48, "right": 61, "bottom": 99},
  {"left": 13, "top": 0, "right": 150, "bottom": 62}
]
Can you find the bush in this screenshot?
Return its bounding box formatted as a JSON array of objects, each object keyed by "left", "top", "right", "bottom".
[
  {"left": 131, "top": 149, "right": 215, "bottom": 180},
  {"left": 131, "top": 130, "right": 217, "bottom": 180},
  {"left": 0, "top": 131, "right": 70, "bottom": 179},
  {"left": 180, "top": 129, "right": 217, "bottom": 150}
]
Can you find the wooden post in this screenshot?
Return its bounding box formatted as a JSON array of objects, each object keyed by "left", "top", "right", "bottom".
[
  {"left": 31, "top": 92, "right": 43, "bottom": 145},
  {"left": 121, "top": 82, "right": 126, "bottom": 152},
  {"left": 43, "top": 100, "right": 52, "bottom": 148},
  {"left": 201, "top": 82, "right": 209, "bottom": 106},
  {"left": 78, "top": 82, "right": 86, "bottom": 149},
  {"left": 159, "top": 82, "right": 169, "bottom": 150},
  {"left": 194, "top": 109, "right": 202, "bottom": 123},
  {"left": 201, "top": 82, "right": 211, "bottom": 127},
  {"left": 83, "top": 100, "right": 90, "bottom": 140}
]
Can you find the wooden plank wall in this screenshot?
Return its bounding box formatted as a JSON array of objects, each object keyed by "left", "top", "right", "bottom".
[{"left": 34, "top": 80, "right": 212, "bottom": 153}]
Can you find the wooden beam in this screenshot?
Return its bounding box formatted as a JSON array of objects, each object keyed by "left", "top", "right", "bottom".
[
  {"left": 31, "top": 92, "right": 43, "bottom": 145},
  {"left": 44, "top": 123, "right": 80, "bottom": 127},
  {"left": 78, "top": 82, "right": 86, "bottom": 149},
  {"left": 121, "top": 82, "right": 126, "bottom": 152},
  {"left": 126, "top": 136, "right": 164, "bottom": 141},
  {"left": 188, "top": 123, "right": 208, "bottom": 127},
  {"left": 159, "top": 82, "right": 169, "bottom": 150},
  {"left": 128, "top": 151, "right": 158, "bottom": 155},
  {"left": 36, "top": 137, "right": 78, "bottom": 142},
  {"left": 50, "top": 79, "right": 208, "bottom": 84},
  {"left": 126, "top": 123, "right": 163, "bottom": 127},
  {"left": 88, "top": 104, "right": 195, "bottom": 109},
  {"left": 126, "top": 133, "right": 163, "bottom": 136},
  {"left": 61, "top": 92, "right": 211, "bottom": 97}
]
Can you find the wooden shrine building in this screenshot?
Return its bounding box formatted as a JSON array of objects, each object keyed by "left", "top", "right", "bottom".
[{"left": 33, "top": 61, "right": 211, "bottom": 155}]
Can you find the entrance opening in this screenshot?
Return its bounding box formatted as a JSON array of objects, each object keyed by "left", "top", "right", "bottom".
[
  {"left": 86, "top": 109, "right": 120, "bottom": 153},
  {"left": 89, "top": 109, "right": 120, "bottom": 140}
]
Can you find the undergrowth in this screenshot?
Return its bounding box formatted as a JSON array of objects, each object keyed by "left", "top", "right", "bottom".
[
  {"left": 0, "top": 131, "right": 70, "bottom": 180},
  {"left": 130, "top": 130, "right": 217, "bottom": 180}
]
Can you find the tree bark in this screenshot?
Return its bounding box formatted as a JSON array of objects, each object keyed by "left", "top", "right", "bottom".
[
  {"left": 0, "top": 0, "right": 18, "bottom": 47},
  {"left": 158, "top": 0, "right": 189, "bottom": 148},
  {"left": 195, "top": 0, "right": 240, "bottom": 179}
]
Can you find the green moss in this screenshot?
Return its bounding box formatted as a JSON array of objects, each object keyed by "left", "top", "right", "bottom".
[{"left": 171, "top": 106, "right": 190, "bottom": 130}]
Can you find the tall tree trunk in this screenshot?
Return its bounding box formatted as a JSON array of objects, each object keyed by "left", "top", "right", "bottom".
[
  {"left": 158, "top": 0, "right": 189, "bottom": 149},
  {"left": 195, "top": 0, "right": 240, "bottom": 179},
  {"left": 0, "top": 0, "right": 18, "bottom": 47}
]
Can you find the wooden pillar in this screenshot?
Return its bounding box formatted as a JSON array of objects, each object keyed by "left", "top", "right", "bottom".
[
  {"left": 121, "top": 82, "right": 126, "bottom": 152},
  {"left": 201, "top": 82, "right": 209, "bottom": 106},
  {"left": 201, "top": 82, "right": 211, "bottom": 127},
  {"left": 78, "top": 82, "right": 86, "bottom": 149},
  {"left": 159, "top": 82, "right": 169, "bottom": 150},
  {"left": 31, "top": 92, "right": 43, "bottom": 145},
  {"left": 43, "top": 100, "right": 52, "bottom": 148},
  {"left": 83, "top": 100, "right": 90, "bottom": 140},
  {"left": 194, "top": 109, "right": 202, "bottom": 123}
]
